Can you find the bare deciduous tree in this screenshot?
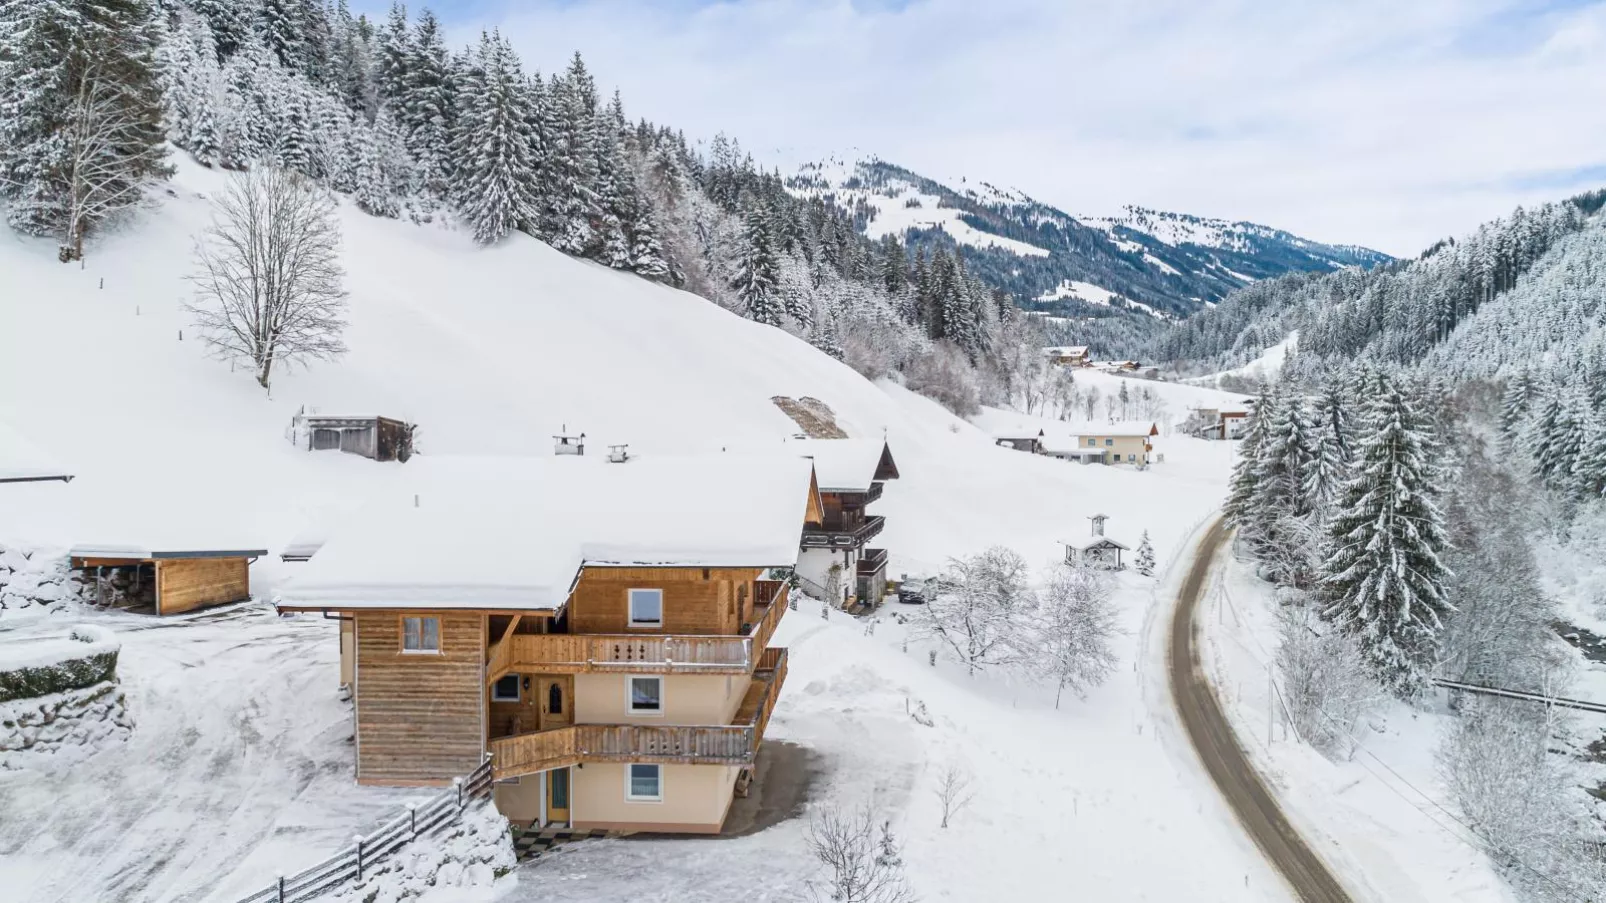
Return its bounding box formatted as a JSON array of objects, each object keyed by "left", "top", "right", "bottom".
[
  {"left": 188, "top": 167, "right": 349, "bottom": 390},
  {"left": 933, "top": 762, "right": 974, "bottom": 829},
  {"left": 914, "top": 547, "right": 1033, "bottom": 675},
  {"left": 59, "top": 55, "right": 168, "bottom": 261},
  {"left": 805, "top": 806, "right": 916, "bottom": 903},
  {"left": 1275, "top": 599, "right": 1381, "bottom": 759},
  {"left": 1034, "top": 564, "right": 1121, "bottom": 707}
]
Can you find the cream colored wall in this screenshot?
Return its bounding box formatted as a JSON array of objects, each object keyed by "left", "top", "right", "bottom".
[
  {"left": 574, "top": 673, "right": 747, "bottom": 726},
  {"left": 572, "top": 762, "right": 738, "bottom": 831},
  {"left": 493, "top": 774, "right": 544, "bottom": 823},
  {"left": 1076, "top": 434, "right": 1150, "bottom": 465}
]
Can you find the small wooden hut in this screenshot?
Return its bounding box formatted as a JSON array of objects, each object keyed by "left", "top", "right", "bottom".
[
  {"left": 295, "top": 412, "right": 415, "bottom": 462},
  {"left": 70, "top": 546, "right": 266, "bottom": 615}
]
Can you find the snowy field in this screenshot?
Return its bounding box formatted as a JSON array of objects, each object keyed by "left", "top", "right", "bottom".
[
  {"left": 1, "top": 156, "right": 1279, "bottom": 901},
  {"left": 1202, "top": 551, "right": 1520, "bottom": 903}
]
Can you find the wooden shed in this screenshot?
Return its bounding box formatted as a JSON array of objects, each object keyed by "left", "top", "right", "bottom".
[
  {"left": 295, "top": 413, "right": 415, "bottom": 462},
  {"left": 70, "top": 546, "right": 266, "bottom": 615}
]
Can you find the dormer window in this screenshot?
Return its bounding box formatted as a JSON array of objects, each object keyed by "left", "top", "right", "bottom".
[{"left": 629, "top": 588, "right": 663, "bottom": 627}]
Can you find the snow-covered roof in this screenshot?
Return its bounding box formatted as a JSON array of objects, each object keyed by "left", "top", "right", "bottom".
[
  {"left": 0, "top": 419, "right": 73, "bottom": 484},
  {"left": 784, "top": 438, "right": 898, "bottom": 492},
  {"left": 1063, "top": 421, "right": 1157, "bottom": 438},
  {"left": 1043, "top": 447, "right": 1106, "bottom": 458},
  {"left": 275, "top": 454, "right": 818, "bottom": 612},
  {"left": 1062, "top": 536, "right": 1131, "bottom": 551},
  {"left": 1042, "top": 345, "right": 1089, "bottom": 356},
  {"left": 68, "top": 545, "right": 269, "bottom": 561}
]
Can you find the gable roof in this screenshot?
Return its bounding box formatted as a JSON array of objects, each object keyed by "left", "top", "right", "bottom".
[
  {"left": 1043, "top": 345, "right": 1089, "bottom": 357},
  {"left": 0, "top": 419, "right": 73, "bottom": 484},
  {"left": 275, "top": 454, "right": 819, "bottom": 612},
  {"left": 785, "top": 438, "right": 899, "bottom": 491},
  {"left": 1062, "top": 536, "right": 1131, "bottom": 551},
  {"left": 1063, "top": 421, "right": 1158, "bottom": 438}
]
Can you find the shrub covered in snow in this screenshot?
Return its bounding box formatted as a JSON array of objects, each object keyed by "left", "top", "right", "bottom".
[
  {"left": 0, "top": 624, "right": 121, "bottom": 703},
  {"left": 320, "top": 801, "right": 515, "bottom": 903}
]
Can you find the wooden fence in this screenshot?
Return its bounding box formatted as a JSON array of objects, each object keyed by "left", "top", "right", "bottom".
[{"left": 232, "top": 758, "right": 494, "bottom": 903}]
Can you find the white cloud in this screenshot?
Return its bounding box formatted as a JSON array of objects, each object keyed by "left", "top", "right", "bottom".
[{"left": 440, "top": 0, "right": 1606, "bottom": 256}]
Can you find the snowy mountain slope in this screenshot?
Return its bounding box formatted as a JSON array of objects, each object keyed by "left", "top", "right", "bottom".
[
  {"left": 0, "top": 157, "right": 1272, "bottom": 902},
  {"left": 788, "top": 157, "right": 1391, "bottom": 329}
]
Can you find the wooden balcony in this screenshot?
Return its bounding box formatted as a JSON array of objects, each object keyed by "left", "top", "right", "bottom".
[
  {"left": 487, "top": 582, "right": 789, "bottom": 680},
  {"left": 489, "top": 648, "right": 789, "bottom": 780},
  {"left": 801, "top": 514, "right": 886, "bottom": 550},
  {"left": 856, "top": 547, "right": 888, "bottom": 577}
]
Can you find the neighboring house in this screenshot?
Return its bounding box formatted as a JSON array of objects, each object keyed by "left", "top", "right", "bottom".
[
  {"left": 1065, "top": 422, "right": 1159, "bottom": 466},
  {"left": 293, "top": 411, "right": 416, "bottom": 462},
  {"left": 994, "top": 430, "right": 1045, "bottom": 454},
  {"left": 1062, "top": 514, "right": 1129, "bottom": 570},
  {"left": 0, "top": 419, "right": 73, "bottom": 483},
  {"left": 70, "top": 545, "right": 267, "bottom": 615},
  {"left": 1042, "top": 346, "right": 1089, "bottom": 367},
  {"left": 786, "top": 438, "right": 900, "bottom": 611},
  {"left": 275, "top": 454, "right": 818, "bottom": 835},
  {"left": 1220, "top": 406, "right": 1250, "bottom": 439}
]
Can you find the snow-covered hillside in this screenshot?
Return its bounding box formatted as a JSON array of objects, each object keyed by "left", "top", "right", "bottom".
[{"left": 0, "top": 158, "right": 1272, "bottom": 902}]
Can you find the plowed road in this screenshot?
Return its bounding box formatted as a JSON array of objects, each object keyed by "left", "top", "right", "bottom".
[{"left": 1168, "top": 519, "right": 1354, "bottom": 903}]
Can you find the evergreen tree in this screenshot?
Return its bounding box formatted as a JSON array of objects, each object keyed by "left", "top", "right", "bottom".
[
  {"left": 1135, "top": 531, "right": 1155, "bottom": 577},
  {"left": 374, "top": 2, "right": 410, "bottom": 109},
  {"left": 732, "top": 206, "right": 782, "bottom": 326},
  {"left": 255, "top": 0, "right": 306, "bottom": 73},
  {"left": 189, "top": 0, "right": 245, "bottom": 59},
  {"left": 1225, "top": 385, "right": 1276, "bottom": 529},
  {"left": 449, "top": 30, "right": 537, "bottom": 245},
  {"left": 0, "top": 0, "right": 169, "bottom": 257},
  {"left": 543, "top": 52, "right": 600, "bottom": 253},
  {"left": 400, "top": 8, "right": 453, "bottom": 196},
  {"left": 1499, "top": 372, "right": 1533, "bottom": 438},
  {"left": 1259, "top": 388, "right": 1317, "bottom": 518},
  {"left": 1305, "top": 383, "right": 1350, "bottom": 509},
  {"left": 1320, "top": 381, "right": 1453, "bottom": 695},
  {"left": 630, "top": 206, "right": 670, "bottom": 279}
]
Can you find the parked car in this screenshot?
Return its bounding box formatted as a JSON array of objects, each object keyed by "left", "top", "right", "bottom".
[{"left": 896, "top": 576, "right": 930, "bottom": 604}]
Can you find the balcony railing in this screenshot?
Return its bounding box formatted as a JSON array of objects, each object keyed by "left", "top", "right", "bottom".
[
  {"left": 863, "top": 481, "right": 884, "bottom": 504},
  {"left": 486, "top": 582, "right": 789, "bottom": 679},
  {"left": 857, "top": 547, "right": 888, "bottom": 576},
  {"left": 801, "top": 515, "right": 886, "bottom": 550},
  {"left": 489, "top": 648, "right": 789, "bottom": 780}
]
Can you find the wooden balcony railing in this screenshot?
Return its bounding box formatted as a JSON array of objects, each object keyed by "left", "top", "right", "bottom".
[
  {"left": 486, "top": 582, "right": 789, "bottom": 680},
  {"left": 801, "top": 515, "right": 886, "bottom": 550},
  {"left": 857, "top": 547, "right": 889, "bottom": 576},
  {"left": 489, "top": 647, "right": 790, "bottom": 781}
]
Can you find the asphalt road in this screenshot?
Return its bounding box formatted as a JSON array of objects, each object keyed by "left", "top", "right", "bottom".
[{"left": 1168, "top": 518, "right": 1354, "bottom": 903}]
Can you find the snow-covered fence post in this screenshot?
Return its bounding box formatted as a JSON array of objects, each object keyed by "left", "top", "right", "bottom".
[
  {"left": 455, "top": 775, "right": 464, "bottom": 809},
  {"left": 354, "top": 833, "right": 364, "bottom": 883},
  {"left": 277, "top": 876, "right": 285, "bottom": 903},
  {"left": 408, "top": 803, "right": 417, "bottom": 836}
]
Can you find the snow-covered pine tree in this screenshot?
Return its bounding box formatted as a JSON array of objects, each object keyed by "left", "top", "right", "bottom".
[
  {"left": 374, "top": 2, "right": 410, "bottom": 110},
  {"left": 353, "top": 111, "right": 402, "bottom": 218},
  {"left": 449, "top": 30, "right": 537, "bottom": 246},
  {"left": 1498, "top": 371, "right": 1533, "bottom": 439},
  {"left": 255, "top": 0, "right": 307, "bottom": 74},
  {"left": 189, "top": 0, "right": 244, "bottom": 59},
  {"left": 1320, "top": 380, "right": 1453, "bottom": 695},
  {"left": 1224, "top": 385, "right": 1276, "bottom": 530},
  {"left": 543, "top": 52, "right": 601, "bottom": 254},
  {"left": 1135, "top": 531, "right": 1155, "bottom": 577},
  {"left": 732, "top": 205, "right": 782, "bottom": 327},
  {"left": 1524, "top": 386, "right": 1567, "bottom": 484},
  {"left": 0, "top": 0, "right": 168, "bottom": 258},
  {"left": 1258, "top": 388, "right": 1317, "bottom": 518},
  {"left": 400, "top": 8, "right": 453, "bottom": 198}
]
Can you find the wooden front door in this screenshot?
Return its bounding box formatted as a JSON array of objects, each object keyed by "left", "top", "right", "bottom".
[
  {"left": 538, "top": 676, "right": 573, "bottom": 731},
  {"left": 546, "top": 767, "right": 571, "bottom": 825}
]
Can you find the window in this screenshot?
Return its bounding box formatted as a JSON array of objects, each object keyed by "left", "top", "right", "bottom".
[
  {"left": 627, "top": 763, "right": 662, "bottom": 801},
  {"left": 629, "top": 676, "right": 663, "bottom": 714},
  {"left": 401, "top": 616, "right": 440, "bottom": 653},
  {"left": 492, "top": 674, "right": 520, "bottom": 701},
  {"left": 547, "top": 682, "right": 564, "bottom": 715},
  {"left": 1104, "top": 438, "right": 1114, "bottom": 446},
  {"left": 1086, "top": 438, "right": 1096, "bottom": 447},
  {"left": 628, "top": 589, "right": 663, "bottom": 627}
]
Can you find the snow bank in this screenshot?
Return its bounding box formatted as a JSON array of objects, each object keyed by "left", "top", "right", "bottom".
[
  {"left": 0, "top": 543, "right": 84, "bottom": 620},
  {"left": 0, "top": 680, "right": 133, "bottom": 769},
  {"left": 317, "top": 801, "right": 514, "bottom": 903}
]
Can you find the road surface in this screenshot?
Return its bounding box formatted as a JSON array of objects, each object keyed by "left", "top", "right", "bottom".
[{"left": 1168, "top": 518, "right": 1354, "bottom": 903}]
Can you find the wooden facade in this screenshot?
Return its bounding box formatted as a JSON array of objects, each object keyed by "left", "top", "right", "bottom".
[
  {"left": 71, "top": 551, "right": 262, "bottom": 616},
  {"left": 353, "top": 611, "right": 487, "bottom": 785},
  {"left": 567, "top": 567, "right": 764, "bottom": 636}
]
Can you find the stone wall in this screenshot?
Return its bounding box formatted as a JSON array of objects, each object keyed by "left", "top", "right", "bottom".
[
  {"left": 0, "top": 543, "right": 152, "bottom": 618},
  {"left": 0, "top": 680, "right": 133, "bottom": 770}
]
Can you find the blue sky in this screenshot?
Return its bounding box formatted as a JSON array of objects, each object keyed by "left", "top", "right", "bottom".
[{"left": 361, "top": 0, "right": 1606, "bottom": 255}]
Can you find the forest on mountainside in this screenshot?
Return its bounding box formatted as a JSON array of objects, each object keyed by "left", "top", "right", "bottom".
[{"left": 0, "top": 0, "right": 1047, "bottom": 414}]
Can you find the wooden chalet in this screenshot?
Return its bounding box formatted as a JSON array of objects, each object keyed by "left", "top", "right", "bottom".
[
  {"left": 785, "top": 438, "right": 899, "bottom": 610},
  {"left": 70, "top": 545, "right": 266, "bottom": 614},
  {"left": 275, "top": 454, "right": 819, "bottom": 834},
  {"left": 294, "top": 411, "right": 416, "bottom": 462}
]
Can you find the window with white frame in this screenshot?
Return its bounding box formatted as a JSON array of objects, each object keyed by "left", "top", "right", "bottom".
[
  {"left": 629, "top": 676, "right": 663, "bottom": 714},
  {"left": 627, "top": 763, "right": 662, "bottom": 801},
  {"left": 492, "top": 674, "right": 520, "bottom": 701},
  {"left": 628, "top": 588, "right": 663, "bottom": 627},
  {"left": 401, "top": 616, "right": 440, "bottom": 653}
]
